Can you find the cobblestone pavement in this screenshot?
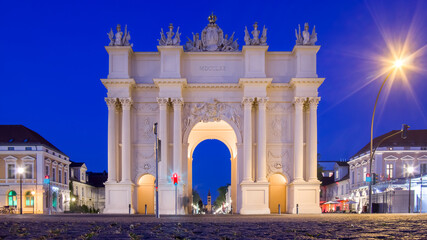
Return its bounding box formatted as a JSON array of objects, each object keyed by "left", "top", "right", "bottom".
[{"left": 0, "top": 214, "right": 426, "bottom": 239}]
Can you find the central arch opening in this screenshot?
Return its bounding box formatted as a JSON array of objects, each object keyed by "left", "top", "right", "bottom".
[
  {"left": 186, "top": 120, "right": 238, "bottom": 214},
  {"left": 192, "top": 140, "right": 230, "bottom": 214}
]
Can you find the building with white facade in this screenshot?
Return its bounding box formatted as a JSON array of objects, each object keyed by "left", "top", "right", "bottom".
[
  {"left": 0, "top": 125, "right": 70, "bottom": 214},
  {"left": 348, "top": 129, "right": 427, "bottom": 213},
  {"left": 102, "top": 15, "right": 324, "bottom": 214},
  {"left": 69, "top": 162, "right": 106, "bottom": 212}
]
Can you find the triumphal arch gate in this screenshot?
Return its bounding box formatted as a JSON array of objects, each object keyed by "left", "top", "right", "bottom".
[{"left": 102, "top": 15, "right": 324, "bottom": 214}]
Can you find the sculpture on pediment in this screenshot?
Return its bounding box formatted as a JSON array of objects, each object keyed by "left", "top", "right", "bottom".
[
  {"left": 183, "top": 99, "right": 242, "bottom": 134},
  {"left": 244, "top": 22, "right": 267, "bottom": 46},
  {"left": 295, "top": 22, "right": 317, "bottom": 45},
  {"left": 158, "top": 24, "right": 181, "bottom": 46},
  {"left": 108, "top": 24, "right": 132, "bottom": 47},
  {"left": 185, "top": 13, "right": 239, "bottom": 52}
]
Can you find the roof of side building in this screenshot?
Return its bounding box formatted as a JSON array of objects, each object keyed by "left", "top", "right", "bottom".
[
  {"left": 0, "top": 125, "right": 67, "bottom": 156},
  {"left": 351, "top": 129, "right": 427, "bottom": 159}
]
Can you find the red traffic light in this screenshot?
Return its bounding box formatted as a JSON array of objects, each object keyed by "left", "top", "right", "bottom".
[
  {"left": 366, "top": 173, "right": 370, "bottom": 178},
  {"left": 45, "top": 175, "right": 49, "bottom": 179},
  {"left": 172, "top": 173, "right": 179, "bottom": 185}
]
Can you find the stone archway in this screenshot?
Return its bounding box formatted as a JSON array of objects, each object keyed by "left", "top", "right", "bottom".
[
  {"left": 268, "top": 173, "right": 287, "bottom": 213},
  {"left": 185, "top": 120, "right": 239, "bottom": 214},
  {"left": 137, "top": 174, "right": 155, "bottom": 214}
]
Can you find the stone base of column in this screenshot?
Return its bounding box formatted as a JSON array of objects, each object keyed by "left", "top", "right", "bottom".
[
  {"left": 239, "top": 182, "right": 270, "bottom": 214},
  {"left": 103, "top": 182, "right": 135, "bottom": 214},
  {"left": 287, "top": 181, "right": 321, "bottom": 214},
  {"left": 158, "top": 183, "right": 185, "bottom": 215}
]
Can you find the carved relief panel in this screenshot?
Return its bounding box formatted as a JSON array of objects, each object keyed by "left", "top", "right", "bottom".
[
  {"left": 266, "top": 148, "right": 293, "bottom": 180},
  {"left": 133, "top": 147, "right": 156, "bottom": 182},
  {"left": 183, "top": 99, "right": 242, "bottom": 135},
  {"left": 266, "top": 102, "right": 292, "bottom": 143}
]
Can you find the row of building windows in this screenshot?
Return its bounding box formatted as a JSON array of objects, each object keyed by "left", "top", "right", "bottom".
[
  {"left": 6, "top": 164, "right": 33, "bottom": 179},
  {"left": 3, "top": 147, "right": 68, "bottom": 161},
  {"left": 7, "top": 190, "right": 34, "bottom": 207},
  {"left": 45, "top": 165, "right": 67, "bottom": 184},
  {"left": 351, "top": 163, "right": 427, "bottom": 184}
]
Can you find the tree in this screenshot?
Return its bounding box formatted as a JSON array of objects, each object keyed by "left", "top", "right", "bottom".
[
  {"left": 192, "top": 190, "right": 201, "bottom": 206},
  {"left": 198, "top": 199, "right": 203, "bottom": 213},
  {"left": 213, "top": 184, "right": 230, "bottom": 208}
]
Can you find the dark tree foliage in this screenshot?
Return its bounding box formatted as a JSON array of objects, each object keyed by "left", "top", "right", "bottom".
[{"left": 213, "top": 184, "right": 230, "bottom": 208}]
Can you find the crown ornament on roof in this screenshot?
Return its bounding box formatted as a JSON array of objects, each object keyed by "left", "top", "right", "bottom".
[
  {"left": 185, "top": 13, "right": 239, "bottom": 52},
  {"left": 208, "top": 12, "right": 217, "bottom": 24}
]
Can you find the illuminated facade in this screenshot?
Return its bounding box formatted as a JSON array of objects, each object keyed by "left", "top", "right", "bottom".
[
  {"left": 102, "top": 15, "right": 324, "bottom": 214},
  {"left": 349, "top": 129, "right": 427, "bottom": 213},
  {"left": 0, "top": 125, "right": 70, "bottom": 214}
]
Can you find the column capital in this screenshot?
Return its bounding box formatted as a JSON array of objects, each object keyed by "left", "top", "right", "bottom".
[
  {"left": 242, "top": 97, "right": 255, "bottom": 106},
  {"left": 293, "top": 97, "right": 306, "bottom": 107},
  {"left": 308, "top": 97, "right": 321, "bottom": 109},
  {"left": 157, "top": 97, "right": 169, "bottom": 106},
  {"left": 105, "top": 97, "right": 117, "bottom": 109},
  {"left": 171, "top": 98, "right": 183, "bottom": 106},
  {"left": 119, "top": 98, "right": 133, "bottom": 110},
  {"left": 257, "top": 97, "right": 269, "bottom": 105}
]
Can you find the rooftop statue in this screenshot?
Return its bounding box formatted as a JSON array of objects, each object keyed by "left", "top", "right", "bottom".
[
  {"left": 158, "top": 23, "right": 181, "bottom": 46},
  {"left": 185, "top": 13, "right": 239, "bottom": 52},
  {"left": 244, "top": 22, "right": 267, "bottom": 46},
  {"left": 107, "top": 24, "right": 132, "bottom": 47},
  {"left": 295, "top": 22, "right": 317, "bottom": 45}
]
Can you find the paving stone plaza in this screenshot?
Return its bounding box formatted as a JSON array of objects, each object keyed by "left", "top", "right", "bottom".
[{"left": 1, "top": 214, "right": 426, "bottom": 239}]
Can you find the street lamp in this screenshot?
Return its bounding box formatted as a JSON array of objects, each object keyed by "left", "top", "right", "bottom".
[
  {"left": 31, "top": 191, "right": 35, "bottom": 214},
  {"left": 17, "top": 167, "right": 24, "bottom": 214},
  {"left": 368, "top": 58, "right": 406, "bottom": 213},
  {"left": 407, "top": 166, "right": 414, "bottom": 213}
]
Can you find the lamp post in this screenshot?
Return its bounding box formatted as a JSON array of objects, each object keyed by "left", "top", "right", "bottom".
[
  {"left": 407, "top": 166, "right": 414, "bottom": 213},
  {"left": 31, "top": 191, "right": 35, "bottom": 214},
  {"left": 368, "top": 59, "right": 406, "bottom": 213},
  {"left": 17, "top": 167, "right": 24, "bottom": 214}
]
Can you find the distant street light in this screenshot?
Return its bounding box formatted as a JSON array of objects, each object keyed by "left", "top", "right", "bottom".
[
  {"left": 407, "top": 166, "right": 414, "bottom": 213},
  {"left": 17, "top": 167, "right": 24, "bottom": 214}
]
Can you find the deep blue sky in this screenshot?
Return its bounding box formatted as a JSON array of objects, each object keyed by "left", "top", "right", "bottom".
[
  {"left": 193, "top": 140, "right": 231, "bottom": 204},
  {"left": 1, "top": 1, "right": 426, "bottom": 202}
]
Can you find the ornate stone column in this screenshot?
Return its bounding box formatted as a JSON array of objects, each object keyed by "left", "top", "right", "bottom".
[
  {"left": 157, "top": 97, "right": 169, "bottom": 182},
  {"left": 242, "top": 97, "right": 254, "bottom": 182},
  {"left": 257, "top": 97, "right": 268, "bottom": 182},
  {"left": 309, "top": 97, "right": 320, "bottom": 181},
  {"left": 172, "top": 98, "right": 183, "bottom": 175},
  {"left": 293, "top": 97, "right": 305, "bottom": 182},
  {"left": 105, "top": 97, "right": 118, "bottom": 183},
  {"left": 120, "top": 98, "right": 133, "bottom": 183}
]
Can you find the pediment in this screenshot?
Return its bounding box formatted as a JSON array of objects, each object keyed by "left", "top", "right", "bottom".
[
  {"left": 4, "top": 155, "right": 17, "bottom": 161},
  {"left": 384, "top": 155, "right": 398, "bottom": 161},
  {"left": 21, "top": 156, "right": 35, "bottom": 161},
  {"left": 401, "top": 155, "right": 415, "bottom": 161},
  {"left": 417, "top": 155, "right": 427, "bottom": 161}
]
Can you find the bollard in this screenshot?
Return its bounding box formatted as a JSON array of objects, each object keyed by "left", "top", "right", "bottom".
[
  {"left": 278, "top": 204, "right": 281, "bottom": 215},
  {"left": 129, "top": 204, "right": 131, "bottom": 214},
  {"left": 145, "top": 204, "right": 147, "bottom": 215},
  {"left": 296, "top": 204, "right": 299, "bottom": 214}
]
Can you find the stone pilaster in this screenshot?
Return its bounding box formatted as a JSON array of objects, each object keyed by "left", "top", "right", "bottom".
[
  {"left": 242, "top": 97, "right": 255, "bottom": 182},
  {"left": 119, "top": 97, "right": 133, "bottom": 183},
  {"left": 293, "top": 97, "right": 305, "bottom": 182},
  {"left": 172, "top": 98, "right": 183, "bottom": 176},
  {"left": 157, "top": 97, "right": 169, "bottom": 182},
  {"left": 308, "top": 97, "right": 320, "bottom": 181},
  {"left": 105, "top": 97, "right": 118, "bottom": 183},
  {"left": 257, "top": 97, "right": 268, "bottom": 182}
]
